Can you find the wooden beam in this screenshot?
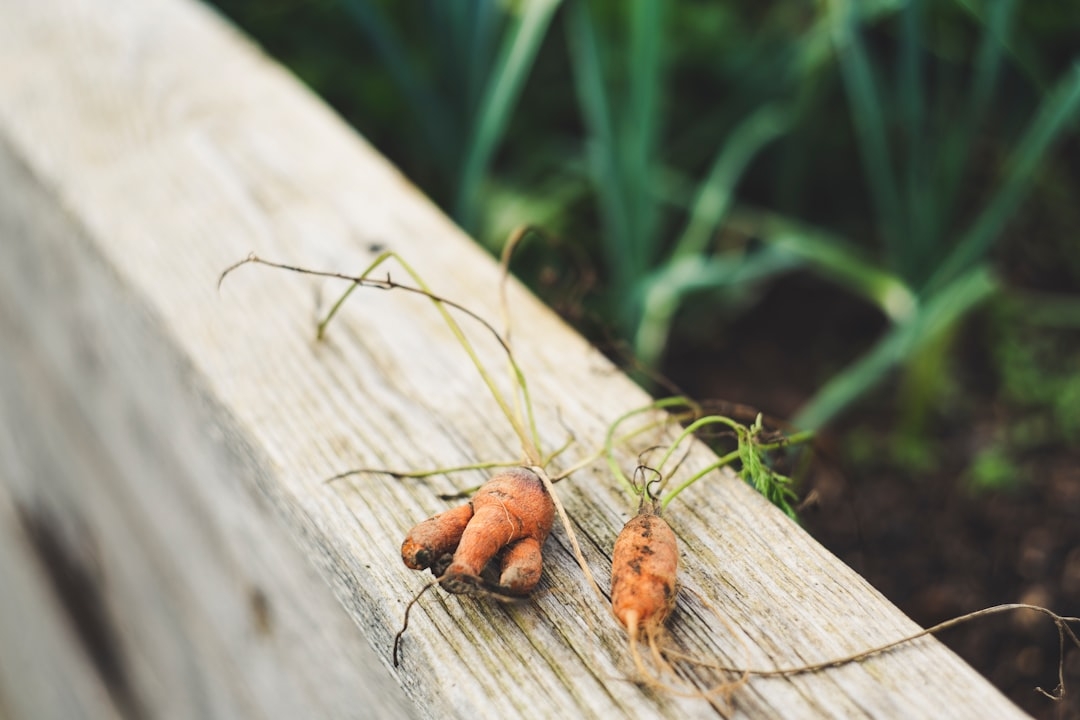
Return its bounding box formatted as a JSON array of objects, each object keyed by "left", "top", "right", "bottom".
[{"left": 0, "top": 0, "right": 1028, "bottom": 717}]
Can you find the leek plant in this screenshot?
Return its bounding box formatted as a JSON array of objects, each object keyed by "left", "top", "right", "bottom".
[{"left": 565, "top": 0, "right": 1080, "bottom": 429}]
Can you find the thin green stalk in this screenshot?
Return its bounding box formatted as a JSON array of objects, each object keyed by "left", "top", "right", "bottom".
[
  {"left": 498, "top": 227, "right": 545, "bottom": 455},
  {"left": 898, "top": 0, "right": 929, "bottom": 280},
  {"left": 319, "top": 251, "right": 542, "bottom": 462},
  {"left": 464, "top": 0, "right": 500, "bottom": 118},
  {"left": 661, "top": 430, "right": 814, "bottom": 508},
  {"left": 671, "top": 104, "right": 791, "bottom": 260},
  {"left": 455, "top": 0, "right": 563, "bottom": 230},
  {"left": 661, "top": 449, "right": 740, "bottom": 509},
  {"left": 931, "top": 0, "right": 1017, "bottom": 274},
  {"left": 970, "top": 0, "right": 1015, "bottom": 153},
  {"left": 830, "top": 0, "right": 903, "bottom": 272},
  {"left": 603, "top": 397, "right": 697, "bottom": 497},
  {"left": 652, "top": 415, "right": 741, "bottom": 476},
  {"left": 325, "top": 460, "right": 522, "bottom": 484},
  {"left": 567, "top": 1, "right": 634, "bottom": 296},
  {"left": 928, "top": 62, "right": 1080, "bottom": 294}
]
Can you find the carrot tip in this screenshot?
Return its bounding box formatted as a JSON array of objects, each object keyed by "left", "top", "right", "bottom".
[{"left": 441, "top": 571, "right": 485, "bottom": 596}]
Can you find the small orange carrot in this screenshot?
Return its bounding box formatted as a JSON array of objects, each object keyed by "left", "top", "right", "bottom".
[
  {"left": 401, "top": 467, "right": 555, "bottom": 597},
  {"left": 611, "top": 501, "right": 679, "bottom": 640},
  {"left": 495, "top": 535, "right": 545, "bottom": 596},
  {"left": 401, "top": 503, "right": 474, "bottom": 572}
]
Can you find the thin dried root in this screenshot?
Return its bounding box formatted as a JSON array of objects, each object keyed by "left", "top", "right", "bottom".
[
  {"left": 393, "top": 570, "right": 541, "bottom": 666},
  {"left": 621, "top": 621, "right": 748, "bottom": 708},
  {"left": 393, "top": 579, "right": 439, "bottom": 667},
  {"left": 670, "top": 603, "right": 1079, "bottom": 702},
  {"left": 324, "top": 460, "right": 523, "bottom": 485}
]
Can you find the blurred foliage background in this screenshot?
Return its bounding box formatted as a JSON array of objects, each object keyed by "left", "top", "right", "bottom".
[{"left": 205, "top": 0, "right": 1079, "bottom": 714}]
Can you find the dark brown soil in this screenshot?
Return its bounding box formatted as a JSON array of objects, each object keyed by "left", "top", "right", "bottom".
[
  {"left": 801, "top": 450, "right": 1080, "bottom": 719},
  {"left": 661, "top": 274, "right": 1080, "bottom": 719}
]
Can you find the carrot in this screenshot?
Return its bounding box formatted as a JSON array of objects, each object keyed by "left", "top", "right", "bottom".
[
  {"left": 402, "top": 467, "right": 555, "bottom": 597},
  {"left": 494, "top": 534, "right": 546, "bottom": 596},
  {"left": 220, "top": 249, "right": 577, "bottom": 662},
  {"left": 401, "top": 503, "right": 474, "bottom": 573},
  {"left": 611, "top": 500, "right": 679, "bottom": 641}
]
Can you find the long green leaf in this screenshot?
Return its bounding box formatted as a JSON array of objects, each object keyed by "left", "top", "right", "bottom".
[
  {"left": 465, "top": 0, "right": 500, "bottom": 120},
  {"left": 341, "top": 0, "right": 456, "bottom": 173},
  {"left": 898, "top": 0, "right": 929, "bottom": 279},
  {"left": 455, "top": 0, "right": 563, "bottom": 231},
  {"left": 624, "top": 0, "right": 664, "bottom": 268},
  {"left": 931, "top": 0, "right": 1017, "bottom": 272},
  {"left": 830, "top": 0, "right": 904, "bottom": 271},
  {"left": 672, "top": 104, "right": 790, "bottom": 260},
  {"left": 953, "top": 0, "right": 1046, "bottom": 91},
  {"left": 633, "top": 245, "right": 805, "bottom": 367},
  {"left": 928, "top": 62, "right": 1080, "bottom": 293},
  {"left": 728, "top": 209, "right": 916, "bottom": 321},
  {"left": 567, "top": 1, "right": 634, "bottom": 296},
  {"left": 970, "top": 0, "right": 1016, "bottom": 124},
  {"left": 794, "top": 267, "right": 998, "bottom": 428}
]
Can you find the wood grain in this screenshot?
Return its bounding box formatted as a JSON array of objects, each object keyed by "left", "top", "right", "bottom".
[{"left": 0, "top": 0, "right": 1030, "bottom": 717}]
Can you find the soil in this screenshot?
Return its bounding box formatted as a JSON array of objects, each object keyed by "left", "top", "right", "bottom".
[{"left": 660, "top": 273, "right": 1080, "bottom": 720}]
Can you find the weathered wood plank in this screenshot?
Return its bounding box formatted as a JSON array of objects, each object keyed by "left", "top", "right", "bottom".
[
  {"left": 0, "top": 0, "right": 1029, "bottom": 717},
  {"left": 0, "top": 480, "right": 123, "bottom": 720},
  {"left": 0, "top": 86, "right": 414, "bottom": 720}
]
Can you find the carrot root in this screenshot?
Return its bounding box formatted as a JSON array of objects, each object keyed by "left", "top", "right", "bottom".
[
  {"left": 402, "top": 467, "right": 555, "bottom": 597},
  {"left": 401, "top": 503, "right": 474, "bottom": 570},
  {"left": 611, "top": 502, "right": 679, "bottom": 634},
  {"left": 497, "top": 536, "right": 545, "bottom": 596}
]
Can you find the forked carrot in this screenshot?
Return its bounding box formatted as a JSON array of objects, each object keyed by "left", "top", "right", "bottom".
[
  {"left": 219, "top": 248, "right": 578, "bottom": 663},
  {"left": 403, "top": 467, "right": 555, "bottom": 596}
]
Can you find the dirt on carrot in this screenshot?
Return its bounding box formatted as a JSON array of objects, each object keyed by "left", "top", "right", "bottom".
[
  {"left": 611, "top": 500, "right": 679, "bottom": 638},
  {"left": 608, "top": 495, "right": 694, "bottom": 692}
]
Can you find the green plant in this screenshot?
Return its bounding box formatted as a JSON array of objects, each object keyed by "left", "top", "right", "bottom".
[
  {"left": 209, "top": 0, "right": 563, "bottom": 235},
  {"left": 605, "top": 398, "right": 813, "bottom": 519},
  {"left": 564, "top": 0, "right": 1079, "bottom": 430},
  {"left": 968, "top": 445, "right": 1019, "bottom": 492},
  {"left": 208, "top": 0, "right": 1079, "bottom": 436},
  {"left": 565, "top": 1, "right": 814, "bottom": 365},
  {"left": 782, "top": 1, "right": 1080, "bottom": 428},
  {"left": 994, "top": 296, "right": 1080, "bottom": 444},
  {"left": 343, "top": 0, "right": 563, "bottom": 232}
]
